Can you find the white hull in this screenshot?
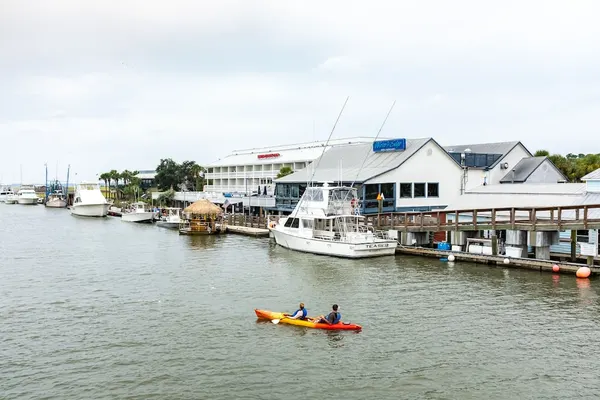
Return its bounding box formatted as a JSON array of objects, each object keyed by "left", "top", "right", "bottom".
[
  {"left": 271, "top": 229, "right": 397, "bottom": 258},
  {"left": 122, "top": 211, "right": 155, "bottom": 223},
  {"left": 156, "top": 220, "right": 180, "bottom": 229},
  {"left": 17, "top": 197, "right": 38, "bottom": 205},
  {"left": 4, "top": 196, "right": 17, "bottom": 204},
  {"left": 71, "top": 203, "right": 109, "bottom": 217},
  {"left": 46, "top": 198, "right": 67, "bottom": 208}
]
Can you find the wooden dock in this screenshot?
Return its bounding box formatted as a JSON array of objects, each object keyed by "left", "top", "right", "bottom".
[
  {"left": 364, "top": 204, "right": 600, "bottom": 232},
  {"left": 222, "top": 225, "right": 270, "bottom": 237},
  {"left": 396, "top": 245, "right": 599, "bottom": 275}
]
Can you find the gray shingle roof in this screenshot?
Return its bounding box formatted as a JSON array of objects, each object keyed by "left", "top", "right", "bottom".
[
  {"left": 581, "top": 168, "right": 600, "bottom": 181},
  {"left": 275, "top": 138, "right": 433, "bottom": 184},
  {"left": 499, "top": 156, "right": 546, "bottom": 183}
]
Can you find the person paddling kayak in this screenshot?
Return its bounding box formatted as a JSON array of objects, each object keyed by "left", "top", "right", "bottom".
[
  {"left": 313, "top": 304, "right": 341, "bottom": 325},
  {"left": 283, "top": 302, "right": 307, "bottom": 320}
]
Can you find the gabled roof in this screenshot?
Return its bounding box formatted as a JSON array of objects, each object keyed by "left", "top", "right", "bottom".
[
  {"left": 581, "top": 168, "right": 600, "bottom": 181},
  {"left": 275, "top": 138, "right": 435, "bottom": 184},
  {"left": 499, "top": 156, "right": 546, "bottom": 183},
  {"left": 443, "top": 141, "right": 530, "bottom": 169}
]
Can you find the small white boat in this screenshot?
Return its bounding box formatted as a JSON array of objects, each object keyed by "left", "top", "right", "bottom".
[
  {"left": 45, "top": 190, "right": 67, "bottom": 208},
  {"left": 270, "top": 184, "right": 397, "bottom": 258},
  {"left": 17, "top": 186, "right": 39, "bottom": 205},
  {"left": 0, "top": 185, "right": 15, "bottom": 203},
  {"left": 70, "top": 182, "right": 110, "bottom": 217},
  {"left": 121, "top": 202, "right": 155, "bottom": 223},
  {"left": 156, "top": 207, "right": 182, "bottom": 229}
]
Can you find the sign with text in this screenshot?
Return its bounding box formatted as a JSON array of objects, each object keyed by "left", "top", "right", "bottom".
[
  {"left": 257, "top": 153, "right": 281, "bottom": 159},
  {"left": 372, "top": 139, "right": 406, "bottom": 153}
]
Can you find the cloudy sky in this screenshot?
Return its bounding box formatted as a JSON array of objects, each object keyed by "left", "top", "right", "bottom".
[{"left": 1, "top": 0, "right": 599, "bottom": 183}]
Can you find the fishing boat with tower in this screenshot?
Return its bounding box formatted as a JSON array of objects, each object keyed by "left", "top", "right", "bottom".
[
  {"left": 44, "top": 163, "right": 69, "bottom": 208},
  {"left": 269, "top": 98, "right": 398, "bottom": 258}
]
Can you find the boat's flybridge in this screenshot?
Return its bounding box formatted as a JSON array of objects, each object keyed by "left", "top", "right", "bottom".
[{"left": 281, "top": 184, "right": 377, "bottom": 241}]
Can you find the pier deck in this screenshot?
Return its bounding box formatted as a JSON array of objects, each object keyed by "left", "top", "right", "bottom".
[
  {"left": 222, "top": 225, "right": 270, "bottom": 237},
  {"left": 365, "top": 204, "right": 600, "bottom": 232},
  {"left": 396, "top": 245, "right": 599, "bottom": 275}
]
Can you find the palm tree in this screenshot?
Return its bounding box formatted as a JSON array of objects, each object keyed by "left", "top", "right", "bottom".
[
  {"left": 190, "top": 164, "right": 205, "bottom": 191},
  {"left": 99, "top": 172, "right": 111, "bottom": 199},
  {"left": 109, "top": 170, "right": 120, "bottom": 199}
]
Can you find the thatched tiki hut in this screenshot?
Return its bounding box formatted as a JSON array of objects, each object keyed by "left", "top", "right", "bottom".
[{"left": 179, "top": 199, "right": 224, "bottom": 235}]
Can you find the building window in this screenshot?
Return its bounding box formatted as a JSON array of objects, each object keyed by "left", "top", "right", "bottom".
[
  {"left": 427, "top": 183, "right": 439, "bottom": 197},
  {"left": 400, "top": 183, "right": 412, "bottom": 198},
  {"left": 364, "top": 184, "right": 379, "bottom": 200},
  {"left": 380, "top": 183, "right": 394, "bottom": 199},
  {"left": 414, "top": 183, "right": 426, "bottom": 198}
]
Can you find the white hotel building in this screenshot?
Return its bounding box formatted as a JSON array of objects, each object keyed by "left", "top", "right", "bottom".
[{"left": 204, "top": 137, "right": 375, "bottom": 195}]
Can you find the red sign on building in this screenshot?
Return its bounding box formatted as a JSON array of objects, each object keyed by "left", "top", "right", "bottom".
[{"left": 257, "top": 153, "right": 281, "bottom": 159}]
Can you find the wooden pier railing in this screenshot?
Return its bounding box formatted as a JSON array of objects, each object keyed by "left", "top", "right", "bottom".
[{"left": 363, "top": 204, "right": 600, "bottom": 232}]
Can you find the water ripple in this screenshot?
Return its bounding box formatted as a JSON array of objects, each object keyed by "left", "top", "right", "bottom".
[{"left": 1, "top": 206, "right": 600, "bottom": 399}]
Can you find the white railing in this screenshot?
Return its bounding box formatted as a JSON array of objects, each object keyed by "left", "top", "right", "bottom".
[{"left": 151, "top": 191, "right": 276, "bottom": 208}]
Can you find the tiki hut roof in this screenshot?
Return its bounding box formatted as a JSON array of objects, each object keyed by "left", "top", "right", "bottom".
[{"left": 184, "top": 199, "right": 223, "bottom": 215}]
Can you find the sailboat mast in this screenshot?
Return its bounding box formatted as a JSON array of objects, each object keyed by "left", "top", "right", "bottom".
[
  {"left": 65, "top": 164, "right": 71, "bottom": 208},
  {"left": 45, "top": 163, "right": 48, "bottom": 203}
]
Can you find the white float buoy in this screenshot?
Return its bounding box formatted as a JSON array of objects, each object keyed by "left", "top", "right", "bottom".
[
  {"left": 503, "top": 258, "right": 510, "bottom": 264},
  {"left": 448, "top": 254, "right": 455, "bottom": 262}
]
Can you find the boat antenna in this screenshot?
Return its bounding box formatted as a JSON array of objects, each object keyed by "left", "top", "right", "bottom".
[
  {"left": 291, "top": 96, "right": 349, "bottom": 217},
  {"left": 349, "top": 100, "right": 396, "bottom": 189}
]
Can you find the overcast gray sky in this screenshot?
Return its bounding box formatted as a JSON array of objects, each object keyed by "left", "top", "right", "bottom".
[{"left": 1, "top": 0, "right": 599, "bottom": 183}]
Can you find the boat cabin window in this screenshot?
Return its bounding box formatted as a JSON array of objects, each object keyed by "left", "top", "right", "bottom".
[
  {"left": 284, "top": 218, "right": 300, "bottom": 228},
  {"left": 303, "top": 188, "right": 323, "bottom": 201},
  {"left": 301, "top": 219, "right": 314, "bottom": 229}
]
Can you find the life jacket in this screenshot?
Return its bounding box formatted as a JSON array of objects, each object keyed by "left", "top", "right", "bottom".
[
  {"left": 294, "top": 308, "right": 307, "bottom": 320},
  {"left": 328, "top": 311, "right": 341, "bottom": 324}
]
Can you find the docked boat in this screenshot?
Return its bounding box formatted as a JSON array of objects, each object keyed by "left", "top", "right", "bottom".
[
  {"left": 17, "top": 186, "right": 39, "bottom": 205},
  {"left": 45, "top": 189, "right": 67, "bottom": 208},
  {"left": 270, "top": 184, "right": 397, "bottom": 258},
  {"left": 178, "top": 199, "right": 225, "bottom": 235},
  {"left": 254, "top": 309, "right": 362, "bottom": 331},
  {"left": 70, "top": 182, "right": 110, "bottom": 217},
  {"left": 156, "top": 207, "right": 182, "bottom": 229},
  {"left": 0, "top": 185, "right": 15, "bottom": 203},
  {"left": 121, "top": 202, "right": 155, "bottom": 223}
]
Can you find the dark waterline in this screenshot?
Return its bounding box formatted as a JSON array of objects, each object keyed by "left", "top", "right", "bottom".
[{"left": 1, "top": 205, "right": 599, "bottom": 399}]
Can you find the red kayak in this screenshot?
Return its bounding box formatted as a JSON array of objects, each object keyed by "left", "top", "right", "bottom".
[{"left": 255, "top": 309, "right": 362, "bottom": 331}]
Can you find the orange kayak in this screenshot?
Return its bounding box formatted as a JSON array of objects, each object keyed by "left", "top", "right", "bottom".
[{"left": 254, "top": 309, "right": 362, "bottom": 331}]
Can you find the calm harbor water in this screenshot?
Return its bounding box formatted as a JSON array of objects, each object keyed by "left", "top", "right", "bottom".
[{"left": 1, "top": 205, "right": 600, "bottom": 399}]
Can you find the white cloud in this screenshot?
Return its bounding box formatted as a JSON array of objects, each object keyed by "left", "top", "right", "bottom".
[{"left": 1, "top": 0, "right": 600, "bottom": 183}]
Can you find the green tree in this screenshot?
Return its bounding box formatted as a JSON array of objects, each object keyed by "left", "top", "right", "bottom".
[
  {"left": 276, "top": 166, "right": 293, "bottom": 179},
  {"left": 155, "top": 158, "right": 181, "bottom": 191},
  {"left": 109, "top": 170, "right": 120, "bottom": 199},
  {"left": 99, "top": 172, "right": 111, "bottom": 199},
  {"left": 534, "top": 150, "right": 549, "bottom": 157},
  {"left": 157, "top": 189, "right": 175, "bottom": 206},
  {"left": 547, "top": 152, "right": 600, "bottom": 182}
]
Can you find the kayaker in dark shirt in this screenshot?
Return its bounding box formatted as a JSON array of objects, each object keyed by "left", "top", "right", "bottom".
[
  {"left": 313, "top": 304, "right": 341, "bottom": 325},
  {"left": 283, "top": 302, "right": 307, "bottom": 320}
]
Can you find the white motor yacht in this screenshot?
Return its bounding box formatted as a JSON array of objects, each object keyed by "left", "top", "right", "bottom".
[
  {"left": 121, "top": 202, "right": 155, "bottom": 223},
  {"left": 270, "top": 184, "right": 397, "bottom": 258},
  {"left": 70, "top": 182, "right": 110, "bottom": 217},
  {"left": 0, "top": 185, "right": 15, "bottom": 203},
  {"left": 155, "top": 207, "right": 182, "bottom": 229},
  {"left": 17, "top": 186, "right": 39, "bottom": 205}
]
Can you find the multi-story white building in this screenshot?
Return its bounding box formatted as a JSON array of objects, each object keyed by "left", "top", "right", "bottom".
[{"left": 204, "top": 137, "right": 375, "bottom": 195}]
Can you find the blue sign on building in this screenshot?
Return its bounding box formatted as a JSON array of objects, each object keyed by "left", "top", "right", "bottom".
[{"left": 372, "top": 138, "right": 406, "bottom": 153}]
